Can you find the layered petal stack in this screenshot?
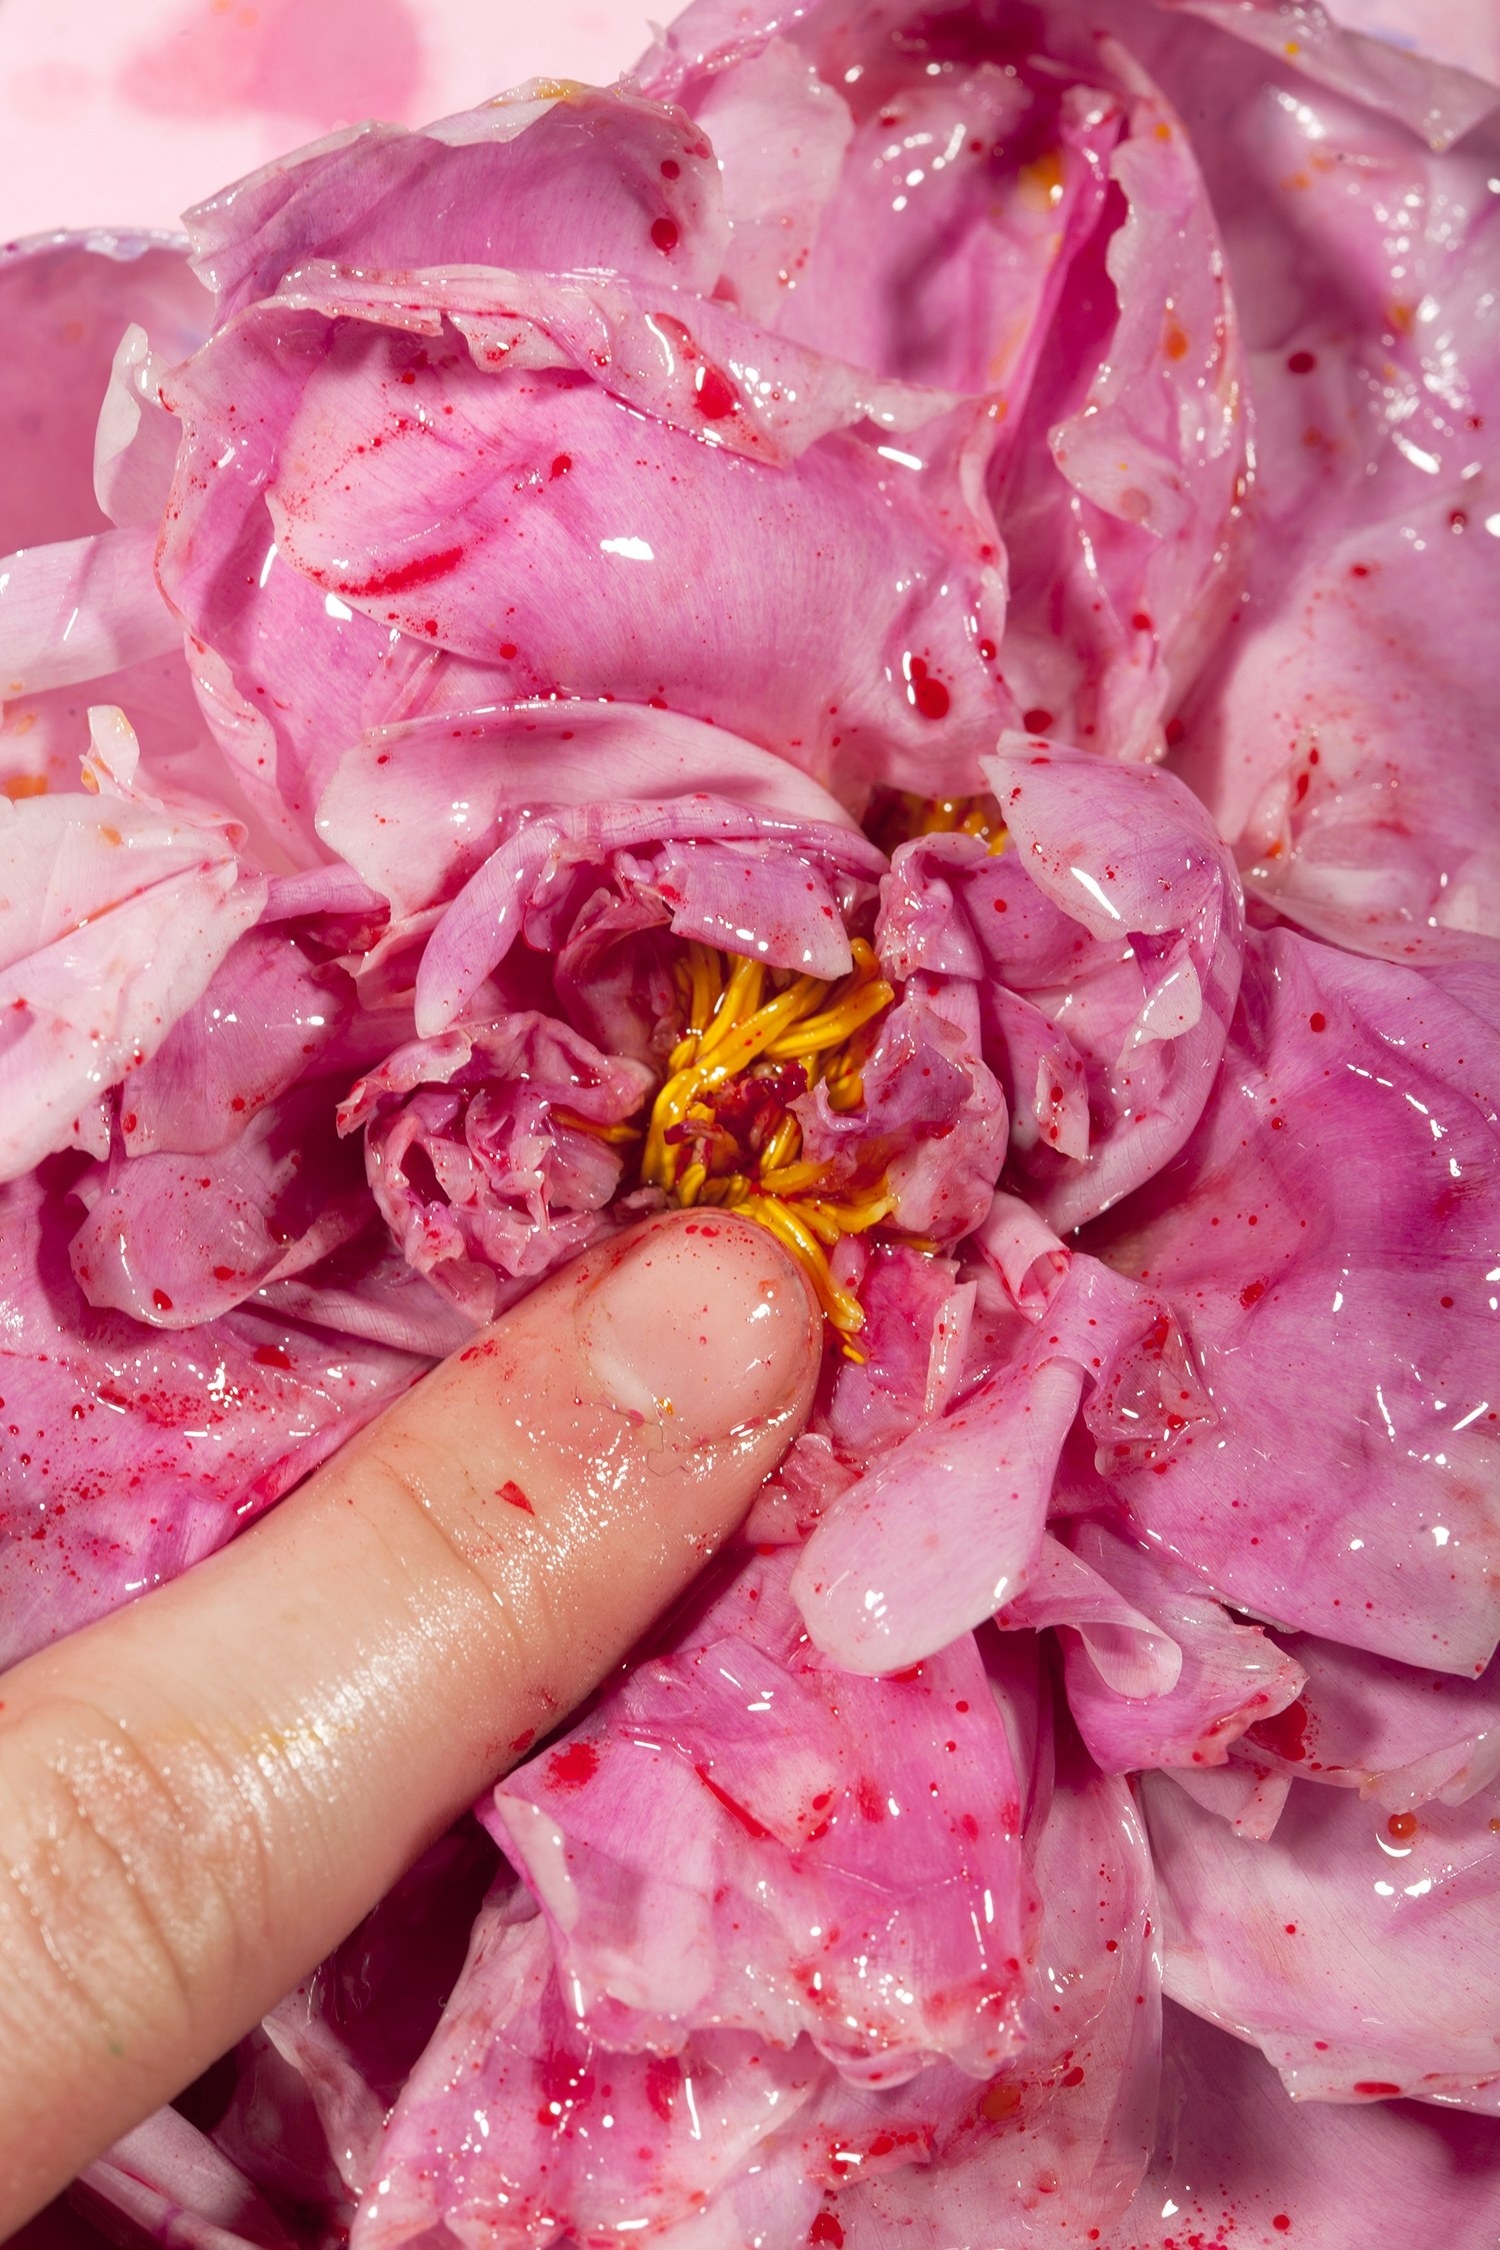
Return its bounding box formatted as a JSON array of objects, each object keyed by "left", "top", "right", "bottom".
[{"left": 3, "top": 0, "right": 1498, "bottom": 2241}]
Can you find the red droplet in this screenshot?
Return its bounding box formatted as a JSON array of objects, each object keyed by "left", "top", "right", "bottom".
[
  {"left": 695, "top": 365, "right": 737, "bottom": 420},
  {"left": 498, "top": 1480, "right": 535, "bottom": 1514},
  {"left": 1060, "top": 2065, "right": 1085, "bottom": 2087},
  {"left": 978, "top": 637, "right": 997, "bottom": 661},
  {"left": 550, "top": 453, "right": 572, "bottom": 478},
  {"left": 1131, "top": 611, "right": 1152, "bottom": 632},
  {"left": 254, "top": 1344, "right": 293, "bottom": 1370},
  {"left": 546, "top": 1739, "right": 600, "bottom": 1790},
  {"left": 1240, "top": 1279, "right": 1266, "bottom": 1309},
  {"left": 499, "top": 642, "right": 518, "bottom": 659},
  {"left": 1387, "top": 1810, "right": 1418, "bottom": 1841},
  {"left": 651, "top": 215, "right": 680, "bottom": 252},
  {"left": 1353, "top": 2081, "right": 1401, "bottom": 2097},
  {"left": 212, "top": 1264, "right": 236, "bottom": 1282},
  {"left": 1308, "top": 1011, "right": 1326, "bottom": 1032},
  {"left": 907, "top": 655, "right": 951, "bottom": 720},
  {"left": 1022, "top": 706, "right": 1053, "bottom": 732},
  {"left": 151, "top": 1289, "right": 174, "bottom": 1312},
  {"left": 1247, "top": 1697, "right": 1309, "bottom": 1763},
  {"left": 1287, "top": 349, "right": 1317, "bottom": 374},
  {"left": 1272, "top": 2217, "right": 1292, "bottom": 2233},
  {"left": 808, "top": 2216, "right": 844, "bottom": 2248}
]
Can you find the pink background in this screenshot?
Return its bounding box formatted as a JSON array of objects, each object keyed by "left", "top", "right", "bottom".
[
  {"left": 3, "top": 0, "right": 1497, "bottom": 247},
  {"left": 0, "top": 0, "right": 654, "bottom": 244}
]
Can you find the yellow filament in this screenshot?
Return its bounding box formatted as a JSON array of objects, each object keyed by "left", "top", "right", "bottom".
[
  {"left": 869, "top": 789, "right": 1009, "bottom": 855},
  {"left": 636, "top": 938, "right": 896, "bottom": 1346},
  {"left": 737, "top": 1197, "right": 867, "bottom": 1336}
]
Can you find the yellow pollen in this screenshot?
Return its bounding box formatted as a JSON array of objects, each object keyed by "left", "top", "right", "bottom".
[
  {"left": 866, "top": 788, "right": 1008, "bottom": 856},
  {"left": 637, "top": 939, "right": 896, "bottom": 1343}
]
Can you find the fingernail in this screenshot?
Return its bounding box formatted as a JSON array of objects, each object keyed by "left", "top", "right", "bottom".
[{"left": 580, "top": 1214, "right": 819, "bottom": 1448}]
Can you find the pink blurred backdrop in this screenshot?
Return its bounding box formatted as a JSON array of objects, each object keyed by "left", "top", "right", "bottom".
[
  {"left": 0, "top": 0, "right": 654, "bottom": 243},
  {"left": 4, "top": 0, "right": 1497, "bottom": 246}
]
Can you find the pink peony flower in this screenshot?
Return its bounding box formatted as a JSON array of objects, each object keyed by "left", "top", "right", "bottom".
[{"left": 2, "top": 0, "right": 1499, "bottom": 2240}]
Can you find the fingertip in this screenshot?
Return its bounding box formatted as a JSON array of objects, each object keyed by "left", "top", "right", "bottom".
[{"left": 576, "top": 1208, "right": 822, "bottom": 1448}]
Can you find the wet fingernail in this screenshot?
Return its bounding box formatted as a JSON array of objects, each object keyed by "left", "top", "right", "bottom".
[{"left": 580, "top": 1214, "right": 819, "bottom": 1447}]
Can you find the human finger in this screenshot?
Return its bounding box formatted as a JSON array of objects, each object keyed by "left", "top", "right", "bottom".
[{"left": 0, "top": 1211, "right": 819, "bottom": 2229}]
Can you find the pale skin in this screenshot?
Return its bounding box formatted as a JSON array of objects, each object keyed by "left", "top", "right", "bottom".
[{"left": 0, "top": 1212, "right": 821, "bottom": 2230}]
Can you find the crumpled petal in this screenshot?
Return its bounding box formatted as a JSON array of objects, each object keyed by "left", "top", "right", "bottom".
[
  {"left": 1119, "top": 1998, "right": 1500, "bottom": 2250},
  {"left": 1144, "top": 1765, "right": 1500, "bottom": 2109},
  {"left": 879, "top": 745, "right": 1244, "bottom": 1231},
  {"left": 840, "top": 1693, "right": 1161, "bottom": 2249},
  {"left": 822, "top": 1244, "right": 974, "bottom": 1464},
  {"left": 1088, "top": 932, "right": 1500, "bottom": 1676},
  {"left": 339, "top": 1013, "right": 655, "bottom": 1325},
  {"left": 1044, "top": 1523, "right": 1307, "bottom": 1775},
  {"left": 158, "top": 267, "right": 1005, "bottom": 835},
  {"left": 984, "top": 45, "right": 1248, "bottom": 761},
  {"left": 492, "top": 1550, "right": 1035, "bottom": 2084},
  {"left": 1154, "top": 26, "right": 1500, "bottom": 966},
  {"left": 799, "top": 972, "right": 1008, "bottom": 1242},
  {"left": 317, "top": 706, "right": 862, "bottom": 922},
  {"left": 414, "top": 798, "right": 882, "bottom": 1039},
  {"left": 354, "top": 1895, "right": 830, "bottom": 2250},
  {"left": 70, "top": 1081, "right": 373, "bottom": 1329},
  {"left": 187, "top": 83, "right": 732, "bottom": 322},
  {"left": 794, "top": 1255, "right": 1182, "bottom": 1673},
  {"left": 0, "top": 778, "right": 266, "bottom": 1185},
  {"left": 1241, "top": 1637, "right": 1500, "bottom": 1814},
  {"left": 0, "top": 1166, "right": 424, "bottom": 1671}
]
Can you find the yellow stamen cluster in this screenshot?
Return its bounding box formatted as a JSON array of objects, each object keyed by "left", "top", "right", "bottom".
[
  {"left": 865, "top": 788, "right": 1008, "bottom": 857},
  {"left": 639, "top": 939, "right": 896, "bottom": 1345}
]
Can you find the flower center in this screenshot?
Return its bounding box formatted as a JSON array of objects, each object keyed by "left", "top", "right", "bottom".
[
  {"left": 864, "top": 788, "right": 1007, "bottom": 857},
  {"left": 638, "top": 939, "right": 896, "bottom": 1346}
]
